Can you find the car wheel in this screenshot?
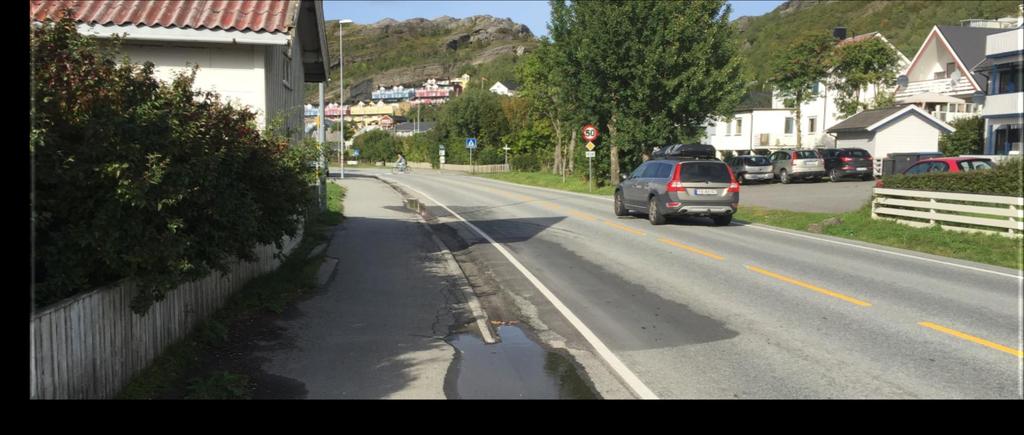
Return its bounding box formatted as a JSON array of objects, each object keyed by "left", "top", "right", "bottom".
[
  {"left": 648, "top": 197, "right": 666, "bottom": 226},
  {"left": 861, "top": 174, "right": 873, "bottom": 181},
  {"left": 614, "top": 191, "right": 628, "bottom": 217},
  {"left": 737, "top": 174, "right": 746, "bottom": 185},
  {"left": 830, "top": 169, "right": 840, "bottom": 183},
  {"left": 780, "top": 169, "right": 790, "bottom": 184},
  {"left": 712, "top": 215, "right": 732, "bottom": 226}
]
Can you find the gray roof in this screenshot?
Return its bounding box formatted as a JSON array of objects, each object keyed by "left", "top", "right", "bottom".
[
  {"left": 936, "top": 25, "right": 1008, "bottom": 89},
  {"left": 826, "top": 105, "right": 910, "bottom": 133}
]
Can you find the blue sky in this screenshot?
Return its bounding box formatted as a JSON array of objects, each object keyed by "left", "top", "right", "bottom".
[{"left": 323, "top": 1, "right": 785, "bottom": 37}]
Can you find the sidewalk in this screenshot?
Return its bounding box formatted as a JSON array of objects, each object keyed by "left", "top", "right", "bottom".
[{"left": 257, "top": 175, "right": 471, "bottom": 399}]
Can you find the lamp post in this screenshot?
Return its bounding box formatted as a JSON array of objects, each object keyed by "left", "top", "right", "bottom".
[{"left": 338, "top": 19, "right": 353, "bottom": 179}]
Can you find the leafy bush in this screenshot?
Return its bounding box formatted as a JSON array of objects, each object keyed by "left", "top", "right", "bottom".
[
  {"left": 353, "top": 130, "right": 401, "bottom": 163},
  {"left": 31, "top": 12, "right": 313, "bottom": 311},
  {"left": 881, "top": 157, "right": 1022, "bottom": 197},
  {"left": 939, "top": 116, "right": 984, "bottom": 156}
]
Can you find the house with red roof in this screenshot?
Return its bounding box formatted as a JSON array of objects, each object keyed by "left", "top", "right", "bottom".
[{"left": 30, "top": 0, "right": 331, "bottom": 145}]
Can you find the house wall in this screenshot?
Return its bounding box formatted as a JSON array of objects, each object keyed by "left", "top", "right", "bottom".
[
  {"left": 120, "top": 42, "right": 267, "bottom": 127},
  {"left": 834, "top": 132, "right": 875, "bottom": 153},
  {"left": 264, "top": 33, "right": 309, "bottom": 146},
  {"left": 707, "top": 109, "right": 833, "bottom": 153},
  {"left": 873, "top": 112, "right": 944, "bottom": 157}
]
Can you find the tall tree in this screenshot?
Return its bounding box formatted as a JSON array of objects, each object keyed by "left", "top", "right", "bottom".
[
  {"left": 551, "top": 0, "right": 744, "bottom": 184},
  {"left": 770, "top": 33, "right": 834, "bottom": 148},
  {"left": 831, "top": 37, "right": 901, "bottom": 117},
  {"left": 517, "top": 40, "right": 572, "bottom": 175}
]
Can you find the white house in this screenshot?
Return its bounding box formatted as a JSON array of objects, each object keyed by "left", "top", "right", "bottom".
[
  {"left": 825, "top": 105, "right": 954, "bottom": 160},
  {"left": 707, "top": 31, "right": 910, "bottom": 155},
  {"left": 489, "top": 81, "right": 520, "bottom": 96},
  {"left": 973, "top": 26, "right": 1023, "bottom": 156},
  {"left": 894, "top": 23, "right": 1016, "bottom": 123},
  {"left": 30, "top": 0, "right": 331, "bottom": 146}
]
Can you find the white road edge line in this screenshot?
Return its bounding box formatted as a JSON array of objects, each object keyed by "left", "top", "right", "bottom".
[
  {"left": 393, "top": 179, "right": 659, "bottom": 400},
  {"left": 467, "top": 175, "right": 1022, "bottom": 281}
]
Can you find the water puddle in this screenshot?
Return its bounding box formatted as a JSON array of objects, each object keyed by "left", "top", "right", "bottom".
[{"left": 445, "top": 325, "right": 599, "bottom": 399}]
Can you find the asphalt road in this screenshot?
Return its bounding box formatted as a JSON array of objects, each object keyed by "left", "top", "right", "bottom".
[
  {"left": 738, "top": 177, "right": 875, "bottom": 213},
  {"left": 359, "top": 168, "right": 1022, "bottom": 399}
]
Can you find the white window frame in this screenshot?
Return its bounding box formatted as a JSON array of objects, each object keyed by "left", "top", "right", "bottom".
[
  {"left": 808, "top": 116, "right": 817, "bottom": 134},
  {"left": 735, "top": 118, "right": 743, "bottom": 136},
  {"left": 784, "top": 117, "right": 794, "bottom": 135}
]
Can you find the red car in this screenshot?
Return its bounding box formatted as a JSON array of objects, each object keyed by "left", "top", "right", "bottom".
[
  {"left": 902, "top": 157, "right": 994, "bottom": 174},
  {"left": 875, "top": 157, "right": 994, "bottom": 188}
]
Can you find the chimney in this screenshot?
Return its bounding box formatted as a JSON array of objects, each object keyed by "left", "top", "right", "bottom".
[{"left": 833, "top": 27, "right": 847, "bottom": 40}]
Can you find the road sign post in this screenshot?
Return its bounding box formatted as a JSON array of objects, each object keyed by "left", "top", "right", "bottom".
[
  {"left": 466, "top": 138, "right": 477, "bottom": 173},
  {"left": 582, "top": 125, "right": 599, "bottom": 192},
  {"left": 503, "top": 145, "right": 511, "bottom": 171}
]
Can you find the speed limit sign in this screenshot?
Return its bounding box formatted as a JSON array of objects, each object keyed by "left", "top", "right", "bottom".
[{"left": 582, "top": 124, "right": 599, "bottom": 142}]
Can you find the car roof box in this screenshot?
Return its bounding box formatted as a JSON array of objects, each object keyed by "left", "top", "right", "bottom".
[{"left": 652, "top": 143, "right": 717, "bottom": 160}]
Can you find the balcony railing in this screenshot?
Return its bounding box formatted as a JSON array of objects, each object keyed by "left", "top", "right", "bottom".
[
  {"left": 980, "top": 92, "right": 1024, "bottom": 117},
  {"left": 896, "top": 77, "right": 975, "bottom": 99}
]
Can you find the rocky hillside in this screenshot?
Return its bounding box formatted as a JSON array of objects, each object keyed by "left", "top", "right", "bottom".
[
  {"left": 734, "top": 0, "right": 1021, "bottom": 88},
  {"left": 306, "top": 15, "right": 538, "bottom": 103}
]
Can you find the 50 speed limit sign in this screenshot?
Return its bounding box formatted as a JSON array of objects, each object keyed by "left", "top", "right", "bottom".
[{"left": 582, "top": 124, "right": 599, "bottom": 142}]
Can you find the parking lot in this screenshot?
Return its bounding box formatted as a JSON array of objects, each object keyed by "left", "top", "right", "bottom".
[{"left": 739, "top": 178, "right": 875, "bottom": 213}]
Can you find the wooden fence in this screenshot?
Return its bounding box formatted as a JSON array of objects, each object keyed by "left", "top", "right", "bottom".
[
  {"left": 872, "top": 188, "right": 1023, "bottom": 237},
  {"left": 30, "top": 229, "right": 303, "bottom": 399}
]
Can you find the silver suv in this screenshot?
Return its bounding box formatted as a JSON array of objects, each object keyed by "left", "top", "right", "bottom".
[
  {"left": 769, "top": 149, "right": 825, "bottom": 183},
  {"left": 614, "top": 158, "right": 740, "bottom": 226},
  {"left": 726, "top": 155, "right": 774, "bottom": 184}
]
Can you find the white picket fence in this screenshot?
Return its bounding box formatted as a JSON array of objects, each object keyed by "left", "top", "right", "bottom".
[
  {"left": 440, "top": 163, "right": 510, "bottom": 173},
  {"left": 30, "top": 229, "right": 303, "bottom": 399},
  {"left": 872, "top": 188, "right": 1023, "bottom": 237}
]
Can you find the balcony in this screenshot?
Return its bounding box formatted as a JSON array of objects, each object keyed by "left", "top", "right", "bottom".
[
  {"left": 895, "top": 77, "right": 975, "bottom": 99},
  {"left": 980, "top": 92, "right": 1024, "bottom": 118}
]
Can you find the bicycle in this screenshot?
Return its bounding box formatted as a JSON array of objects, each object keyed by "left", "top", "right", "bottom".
[{"left": 392, "top": 163, "right": 411, "bottom": 174}]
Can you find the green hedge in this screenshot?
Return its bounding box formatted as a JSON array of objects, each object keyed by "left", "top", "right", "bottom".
[
  {"left": 881, "top": 157, "right": 1022, "bottom": 197},
  {"left": 32, "top": 13, "right": 314, "bottom": 312}
]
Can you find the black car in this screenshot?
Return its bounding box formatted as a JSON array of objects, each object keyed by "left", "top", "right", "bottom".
[{"left": 817, "top": 148, "right": 874, "bottom": 182}]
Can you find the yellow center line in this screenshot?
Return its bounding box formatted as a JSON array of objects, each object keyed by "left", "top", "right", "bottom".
[
  {"left": 745, "top": 265, "right": 872, "bottom": 307},
  {"left": 658, "top": 238, "right": 725, "bottom": 261},
  {"left": 601, "top": 219, "right": 647, "bottom": 236},
  {"left": 566, "top": 210, "right": 598, "bottom": 221},
  {"left": 537, "top": 201, "right": 561, "bottom": 210},
  {"left": 918, "top": 322, "right": 1023, "bottom": 358}
]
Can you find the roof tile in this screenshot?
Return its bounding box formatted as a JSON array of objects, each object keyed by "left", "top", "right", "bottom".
[{"left": 29, "top": 0, "right": 297, "bottom": 33}]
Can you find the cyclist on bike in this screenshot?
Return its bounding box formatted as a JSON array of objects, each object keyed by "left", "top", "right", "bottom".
[{"left": 395, "top": 153, "right": 407, "bottom": 173}]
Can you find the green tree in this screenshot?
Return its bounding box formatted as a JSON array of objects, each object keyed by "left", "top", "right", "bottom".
[
  {"left": 353, "top": 129, "right": 402, "bottom": 163},
  {"left": 434, "top": 88, "right": 509, "bottom": 154},
  {"left": 551, "top": 0, "right": 744, "bottom": 184},
  {"left": 517, "top": 39, "right": 573, "bottom": 175},
  {"left": 831, "top": 37, "right": 901, "bottom": 116},
  {"left": 770, "top": 32, "right": 834, "bottom": 148},
  {"left": 939, "top": 116, "right": 984, "bottom": 156}
]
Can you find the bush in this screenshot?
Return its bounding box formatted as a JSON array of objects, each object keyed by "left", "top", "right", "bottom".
[
  {"left": 881, "top": 157, "right": 1022, "bottom": 197},
  {"left": 31, "top": 12, "right": 313, "bottom": 311},
  {"left": 353, "top": 130, "right": 401, "bottom": 163},
  {"left": 939, "top": 116, "right": 984, "bottom": 156}
]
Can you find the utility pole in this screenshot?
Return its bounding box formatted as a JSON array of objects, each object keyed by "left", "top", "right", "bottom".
[
  {"left": 318, "top": 82, "right": 327, "bottom": 210},
  {"left": 338, "top": 19, "right": 352, "bottom": 178}
]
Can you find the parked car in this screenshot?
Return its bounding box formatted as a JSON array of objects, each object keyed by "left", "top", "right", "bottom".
[
  {"left": 615, "top": 144, "right": 739, "bottom": 226},
  {"left": 902, "top": 157, "right": 994, "bottom": 175},
  {"left": 769, "top": 149, "right": 825, "bottom": 183},
  {"left": 875, "top": 157, "right": 994, "bottom": 188},
  {"left": 817, "top": 148, "right": 874, "bottom": 182},
  {"left": 726, "top": 155, "right": 774, "bottom": 184}
]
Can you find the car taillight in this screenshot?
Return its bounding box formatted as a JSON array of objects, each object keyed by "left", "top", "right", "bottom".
[
  {"left": 666, "top": 164, "right": 686, "bottom": 192},
  {"left": 840, "top": 156, "right": 853, "bottom": 162},
  {"left": 725, "top": 165, "right": 740, "bottom": 193},
  {"left": 791, "top": 152, "right": 799, "bottom": 160}
]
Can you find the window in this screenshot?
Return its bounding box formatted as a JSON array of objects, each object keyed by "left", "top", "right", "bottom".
[
  {"left": 958, "top": 160, "right": 993, "bottom": 171},
  {"left": 946, "top": 62, "right": 956, "bottom": 79},
  {"left": 630, "top": 163, "right": 648, "bottom": 179},
  {"left": 812, "top": 82, "right": 820, "bottom": 94},
  {"left": 654, "top": 163, "right": 674, "bottom": 179},
  {"left": 927, "top": 162, "right": 950, "bottom": 172},
  {"left": 735, "top": 118, "right": 743, "bottom": 135},
  {"left": 678, "top": 162, "right": 731, "bottom": 183},
  {"left": 997, "top": 65, "right": 1021, "bottom": 94},
  {"left": 726, "top": 120, "right": 732, "bottom": 136},
  {"left": 784, "top": 117, "right": 794, "bottom": 134},
  {"left": 808, "top": 117, "right": 817, "bottom": 134},
  {"left": 640, "top": 163, "right": 662, "bottom": 178}
]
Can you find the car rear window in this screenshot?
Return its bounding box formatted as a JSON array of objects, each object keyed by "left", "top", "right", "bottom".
[
  {"left": 843, "top": 149, "right": 871, "bottom": 158},
  {"left": 794, "top": 150, "right": 818, "bottom": 159},
  {"left": 743, "top": 156, "right": 771, "bottom": 166},
  {"left": 679, "top": 162, "right": 731, "bottom": 183},
  {"left": 654, "top": 163, "right": 674, "bottom": 179}
]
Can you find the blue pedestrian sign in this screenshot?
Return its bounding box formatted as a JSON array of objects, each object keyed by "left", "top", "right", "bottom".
[
  {"left": 465, "top": 138, "right": 478, "bottom": 149},
  {"left": 352, "top": 148, "right": 360, "bottom": 157}
]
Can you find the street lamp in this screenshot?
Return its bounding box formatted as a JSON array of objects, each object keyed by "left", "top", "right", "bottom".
[{"left": 338, "top": 19, "right": 353, "bottom": 179}]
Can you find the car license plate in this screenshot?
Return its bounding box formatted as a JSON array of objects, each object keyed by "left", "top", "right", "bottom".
[
  {"left": 857, "top": 167, "right": 867, "bottom": 171},
  {"left": 695, "top": 189, "right": 718, "bottom": 195},
  {"left": 803, "top": 161, "right": 816, "bottom": 165}
]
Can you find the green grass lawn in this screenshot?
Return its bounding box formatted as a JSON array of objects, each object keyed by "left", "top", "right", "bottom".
[
  {"left": 480, "top": 171, "right": 617, "bottom": 196},
  {"left": 478, "top": 171, "right": 1022, "bottom": 270}
]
